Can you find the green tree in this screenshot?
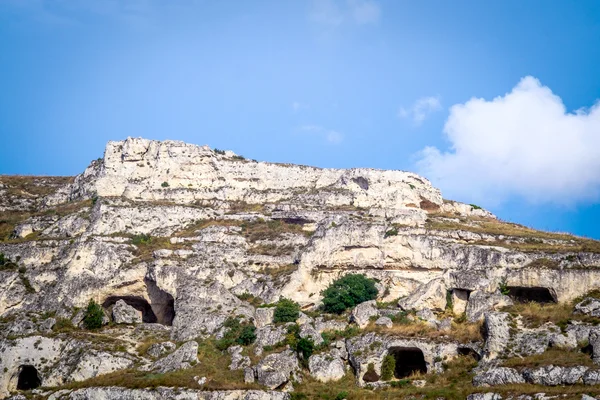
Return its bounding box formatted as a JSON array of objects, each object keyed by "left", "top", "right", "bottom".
[
  {"left": 83, "top": 299, "right": 104, "bottom": 330},
  {"left": 236, "top": 325, "right": 257, "bottom": 345},
  {"left": 321, "top": 274, "right": 378, "bottom": 314},
  {"left": 381, "top": 354, "right": 396, "bottom": 381},
  {"left": 274, "top": 298, "right": 300, "bottom": 323}
]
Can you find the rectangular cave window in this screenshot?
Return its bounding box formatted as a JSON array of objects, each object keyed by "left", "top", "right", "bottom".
[
  {"left": 506, "top": 286, "right": 557, "bottom": 303},
  {"left": 387, "top": 347, "right": 427, "bottom": 378}
]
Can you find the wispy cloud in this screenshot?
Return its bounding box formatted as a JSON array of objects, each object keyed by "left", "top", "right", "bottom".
[
  {"left": 298, "top": 125, "right": 343, "bottom": 144},
  {"left": 292, "top": 101, "right": 310, "bottom": 113},
  {"left": 309, "top": 0, "right": 380, "bottom": 28},
  {"left": 398, "top": 96, "right": 442, "bottom": 125}
]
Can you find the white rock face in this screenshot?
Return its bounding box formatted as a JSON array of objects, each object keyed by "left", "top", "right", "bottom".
[
  {"left": 349, "top": 300, "right": 379, "bottom": 329},
  {"left": 112, "top": 299, "right": 142, "bottom": 324},
  {"left": 308, "top": 350, "right": 346, "bottom": 382}
]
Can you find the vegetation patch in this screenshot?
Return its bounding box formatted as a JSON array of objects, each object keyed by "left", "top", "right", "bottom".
[
  {"left": 83, "top": 299, "right": 104, "bottom": 330},
  {"left": 273, "top": 298, "right": 300, "bottom": 323},
  {"left": 502, "top": 348, "right": 595, "bottom": 368},
  {"left": 321, "top": 274, "right": 378, "bottom": 314}
]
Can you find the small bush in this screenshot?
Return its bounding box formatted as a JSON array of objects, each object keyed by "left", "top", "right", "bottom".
[
  {"left": 83, "top": 299, "right": 104, "bottom": 330},
  {"left": 274, "top": 298, "right": 300, "bottom": 323},
  {"left": 381, "top": 354, "right": 396, "bottom": 381},
  {"left": 469, "top": 203, "right": 482, "bottom": 210},
  {"left": 236, "top": 325, "right": 257, "bottom": 346},
  {"left": 321, "top": 274, "right": 378, "bottom": 314},
  {"left": 498, "top": 277, "right": 510, "bottom": 295},
  {"left": 334, "top": 391, "right": 348, "bottom": 400},
  {"left": 384, "top": 227, "right": 398, "bottom": 238},
  {"left": 132, "top": 234, "right": 152, "bottom": 246},
  {"left": 53, "top": 317, "right": 75, "bottom": 332},
  {"left": 296, "top": 337, "right": 314, "bottom": 361},
  {"left": 161, "top": 182, "right": 169, "bottom": 188},
  {"left": 214, "top": 148, "right": 226, "bottom": 155}
]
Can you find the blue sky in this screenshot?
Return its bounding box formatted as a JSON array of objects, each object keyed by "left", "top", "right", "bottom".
[{"left": 1, "top": 0, "right": 600, "bottom": 239}]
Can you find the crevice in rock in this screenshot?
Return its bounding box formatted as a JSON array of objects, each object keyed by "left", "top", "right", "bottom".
[
  {"left": 145, "top": 278, "right": 175, "bottom": 326},
  {"left": 506, "top": 286, "right": 556, "bottom": 303},
  {"left": 457, "top": 346, "right": 481, "bottom": 361},
  {"left": 17, "top": 365, "right": 41, "bottom": 390},
  {"left": 387, "top": 347, "right": 427, "bottom": 378}
]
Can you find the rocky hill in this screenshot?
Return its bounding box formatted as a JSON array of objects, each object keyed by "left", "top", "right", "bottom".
[{"left": 2, "top": 137, "right": 600, "bottom": 399}]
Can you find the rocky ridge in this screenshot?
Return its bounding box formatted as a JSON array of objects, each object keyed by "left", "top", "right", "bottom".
[{"left": 1, "top": 137, "right": 600, "bottom": 399}]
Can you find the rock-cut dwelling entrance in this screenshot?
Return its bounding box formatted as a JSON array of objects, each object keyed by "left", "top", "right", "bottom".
[
  {"left": 506, "top": 286, "right": 556, "bottom": 303},
  {"left": 17, "top": 365, "right": 41, "bottom": 390},
  {"left": 102, "top": 279, "right": 175, "bottom": 325},
  {"left": 387, "top": 347, "right": 427, "bottom": 378}
]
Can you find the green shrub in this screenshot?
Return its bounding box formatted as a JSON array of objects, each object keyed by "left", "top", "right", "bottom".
[
  {"left": 334, "top": 391, "right": 349, "bottom": 400},
  {"left": 132, "top": 234, "right": 152, "bottom": 246},
  {"left": 296, "top": 337, "right": 314, "bottom": 360},
  {"left": 83, "top": 299, "right": 104, "bottom": 330},
  {"left": 470, "top": 203, "right": 482, "bottom": 210},
  {"left": 384, "top": 227, "right": 398, "bottom": 238},
  {"left": 381, "top": 355, "right": 396, "bottom": 380},
  {"left": 214, "top": 148, "right": 226, "bottom": 155},
  {"left": 161, "top": 181, "right": 169, "bottom": 188},
  {"left": 321, "top": 274, "right": 378, "bottom": 314},
  {"left": 53, "top": 317, "right": 75, "bottom": 332},
  {"left": 498, "top": 277, "right": 510, "bottom": 295},
  {"left": 236, "top": 325, "right": 257, "bottom": 346},
  {"left": 274, "top": 298, "right": 300, "bottom": 323}
]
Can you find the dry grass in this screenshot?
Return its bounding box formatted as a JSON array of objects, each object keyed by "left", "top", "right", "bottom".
[
  {"left": 365, "top": 319, "right": 482, "bottom": 342},
  {"left": 258, "top": 264, "right": 298, "bottom": 280},
  {"left": 55, "top": 339, "right": 259, "bottom": 391},
  {"left": 502, "top": 348, "right": 595, "bottom": 368},
  {"left": 502, "top": 300, "right": 600, "bottom": 329},
  {"left": 0, "top": 175, "right": 73, "bottom": 197},
  {"left": 241, "top": 219, "right": 311, "bottom": 242},
  {"left": 247, "top": 244, "right": 296, "bottom": 256},
  {"left": 427, "top": 216, "right": 600, "bottom": 253}
]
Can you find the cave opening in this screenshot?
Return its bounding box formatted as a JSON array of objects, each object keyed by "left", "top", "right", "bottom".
[
  {"left": 102, "top": 295, "right": 158, "bottom": 323},
  {"left": 387, "top": 347, "right": 427, "bottom": 378},
  {"left": 457, "top": 347, "right": 481, "bottom": 361},
  {"left": 17, "top": 365, "right": 41, "bottom": 390},
  {"left": 506, "top": 286, "right": 556, "bottom": 303},
  {"left": 145, "top": 278, "right": 175, "bottom": 326},
  {"left": 101, "top": 280, "right": 175, "bottom": 326}
]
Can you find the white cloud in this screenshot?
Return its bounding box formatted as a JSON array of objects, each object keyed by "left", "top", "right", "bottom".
[
  {"left": 298, "top": 125, "right": 343, "bottom": 144},
  {"left": 348, "top": 0, "right": 380, "bottom": 25},
  {"left": 399, "top": 96, "right": 442, "bottom": 125},
  {"left": 416, "top": 76, "right": 600, "bottom": 205},
  {"left": 309, "top": 0, "right": 380, "bottom": 28}
]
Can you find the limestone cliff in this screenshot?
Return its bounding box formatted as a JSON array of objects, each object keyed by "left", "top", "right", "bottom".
[{"left": 1, "top": 138, "right": 600, "bottom": 399}]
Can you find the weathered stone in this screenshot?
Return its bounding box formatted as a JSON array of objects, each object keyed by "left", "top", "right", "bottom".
[
  {"left": 466, "top": 291, "right": 513, "bottom": 322},
  {"left": 146, "top": 341, "right": 176, "bottom": 358},
  {"left": 349, "top": 300, "right": 379, "bottom": 328},
  {"left": 399, "top": 278, "right": 447, "bottom": 312},
  {"left": 472, "top": 367, "right": 525, "bottom": 387},
  {"left": 151, "top": 341, "right": 198, "bottom": 373},
  {"left": 451, "top": 289, "right": 470, "bottom": 316},
  {"left": 254, "top": 308, "right": 275, "bottom": 329},
  {"left": 375, "top": 316, "right": 393, "bottom": 328},
  {"left": 229, "top": 345, "right": 251, "bottom": 370},
  {"left": 523, "top": 365, "right": 588, "bottom": 385},
  {"left": 482, "top": 312, "right": 511, "bottom": 361},
  {"left": 299, "top": 323, "right": 324, "bottom": 346},
  {"left": 308, "top": 350, "right": 345, "bottom": 382},
  {"left": 112, "top": 300, "right": 143, "bottom": 324},
  {"left": 254, "top": 350, "right": 299, "bottom": 389},
  {"left": 575, "top": 298, "right": 600, "bottom": 317}
]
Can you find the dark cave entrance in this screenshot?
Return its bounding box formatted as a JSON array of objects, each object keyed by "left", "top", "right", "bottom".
[
  {"left": 506, "top": 286, "right": 556, "bottom": 303},
  {"left": 102, "top": 295, "right": 158, "bottom": 323},
  {"left": 102, "top": 279, "right": 175, "bottom": 326},
  {"left": 17, "top": 365, "right": 41, "bottom": 390},
  {"left": 457, "top": 346, "right": 481, "bottom": 361},
  {"left": 388, "top": 347, "right": 427, "bottom": 378}
]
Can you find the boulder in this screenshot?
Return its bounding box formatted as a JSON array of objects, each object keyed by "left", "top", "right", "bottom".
[
  {"left": 146, "top": 341, "right": 176, "bottom": 358},
  {"left": 575, "top": 298, "right": 600, "bottom": 317},
  {"left": 68, "top": 350, "right": 134, "bottom": 382},
  {"left": 254, "top": 325, "right": 288, "bottom": 354},
  {"left": 299, "top": 324, "right": 324, "bottom": 346},
  {"left": 254, "top": 307, "right": 275, "bottom": 329},
  {"left": 398, "top": 278, "right": 447, "bottom": 311},
  {"left": 472, "top": 367, "right": 525, "bottom": 386},
  {"left": 416, "top": 308, "right": 439, "bottom": 327},
  {"left": 254, "top": 350, "right": 299, "bottom": 389},
  {"left": 228, "top": 345, "right": 251, "bottom": 370},
  {"left": 451, "top": 289, "right": 470, "bottom": 316},
  {"left": 151, "top": 341, "right": 198, "bottom": 373},
  {"left": 466, "top": 291, "right": 513, "bottom": 322},
  {"left": 308, "top": 351, "right": 345, "bottom": 382},
  {"left": 349, "top": 300, "right": 379, "bottom": 328},
  {"left": 482, "top": 312, "right": 511, "bottom": 361},
  {"left": 522, "top": 365, "right": 588, "bottom": 385},
  {"left": 466, "top": 394, "right": 503, "bottom": 400},
  {"left": 375, "top": 316, "right": 393, "bottom": 328},
  {"left": 112, "top": 300, "right": 143, "bottom": 324},
  {"left": 583, "top": 369, "right": 600, "bottom": 385}
]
